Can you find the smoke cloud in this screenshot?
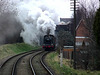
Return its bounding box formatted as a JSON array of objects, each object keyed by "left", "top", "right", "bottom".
[
  {"left": 0, "top": 12, "right": 23, "bottom": 45},
  {"left": 16, "top": 0, "right": 61, "bottom": 45},
  {"left": 0, "top": 0, "right": 70, "bottom": 45}
]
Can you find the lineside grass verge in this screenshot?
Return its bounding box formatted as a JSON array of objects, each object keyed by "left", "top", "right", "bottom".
[
  {"left": 0, "top": 43, "right": 41, "bottom": 60},
  {"left": 45, "top": 52, "right": 100, "bottom": 75}
]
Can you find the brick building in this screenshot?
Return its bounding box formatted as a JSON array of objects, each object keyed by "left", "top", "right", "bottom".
[
  {"left": 63, "top": 19, "right": 90, "bottom": 59},
  {"left": 76, "top": 19, "right": 90, "bottom": 47}
]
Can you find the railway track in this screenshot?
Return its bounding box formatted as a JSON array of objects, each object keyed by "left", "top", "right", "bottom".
[
  {"left": 0, "top": 49, "right": 41, "bottom": 75},
  {"left": 12, "top": 50, "right": 42, "bottom": 75},
  {"left": 0, "top": 49, "right": 54, "bottom": 75},
  {"left": 30, "top": 51, "right": 54, "bottom": 75}
]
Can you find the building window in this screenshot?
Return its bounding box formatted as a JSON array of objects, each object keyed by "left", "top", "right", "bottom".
[
  {"left": 76, "top": 42, "right": 89, "bottom": 46},
  {"left": 76, "top": 42, "right": 82, "bottom": 46}
]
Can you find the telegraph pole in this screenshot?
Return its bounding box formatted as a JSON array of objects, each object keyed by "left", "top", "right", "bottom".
[
  {"left": 70, "top": 0, "right": 79, "bottom": 69},
  {"left": 99, "top": 0, "right": 100, "bottom": 7},
  {"left": 73, "top": 0, "right": 76, "bottom": 69}
]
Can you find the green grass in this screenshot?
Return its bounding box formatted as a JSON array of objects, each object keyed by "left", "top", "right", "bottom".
[
  {"left": 0, "top": 43, "right": 41, "bottom": 60},
  {"left": 7, "top": 43, "right": 40, "bottom": 54},
  {"left": 46, "top": 52, "right": 100, "bottom": 75}
]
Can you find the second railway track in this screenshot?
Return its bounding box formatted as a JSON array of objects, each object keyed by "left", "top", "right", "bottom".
[
  {"left": 0, "top": 49, "right": 54, "bottom": 75},
  {"left": 0, "top": 49, "right": 41, "bottom": 75}
]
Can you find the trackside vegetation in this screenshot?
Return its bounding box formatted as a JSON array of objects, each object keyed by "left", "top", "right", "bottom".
[
  {"left": 0, "top": 43, "right": 41, "bottom": 60},
  {"left": 93, "top": 8, "right": 100, "bottom": 47},
  {"left": 93, "top": 7, "right": 100, "bottom": 70},
  {"left": 46, "top": 52, "right": 100, "bottom": 75}
]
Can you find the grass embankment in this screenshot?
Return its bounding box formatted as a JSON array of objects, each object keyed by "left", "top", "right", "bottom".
[
  {"left": 0, "top": 43, "right": 41, "bottom": 60},
  {"left": 46, "top": 52, "right": 100, "bottom": 75}
]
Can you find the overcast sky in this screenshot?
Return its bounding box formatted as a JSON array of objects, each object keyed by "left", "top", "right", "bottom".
[
  {"left": 54, "top": 0, "right": 99, "bottom": 18},
  {"left": 13, "top": 0, "right": 99, "bottom": 18}
]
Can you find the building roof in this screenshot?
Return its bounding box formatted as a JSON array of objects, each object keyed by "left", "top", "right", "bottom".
[
  {"left": 76, "top": 19, "right": 88, "bottom": 30},
  {"left": 76, "top": 19, "right": 89, "bottom": 37},
  {"left": 60, "top": 18, "right": 73, "bottom": 23}
]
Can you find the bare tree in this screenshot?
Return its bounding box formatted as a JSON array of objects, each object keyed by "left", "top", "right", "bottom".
[
  {"left": 57, "top": 29, "right": 74, "bottom": 53},
  {"left": 76, "top": 0, "right": 99, "bottom": 70},
  {"left": 0, "top": 0, "right": 17, "bottom": 15},
  {"left": 0, "top": 0, "right": 23, "bottom": 45},
  {"left": 77, "top": 0, "right": 99, "bottom": 39},
  {"left": 57, "top": 29, "right": 74, "bottom": 67}
]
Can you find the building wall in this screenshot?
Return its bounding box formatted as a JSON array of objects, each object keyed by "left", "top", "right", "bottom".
[
  {"left": 76, "top": 19, "right": 90, "bottom": 46},
  {"left": 62, "top": 19, "right": 90, "bottom": 59},
  {"left": 76, "top": 37, "right": 89, "bottom": 46},
  {"left": 76, "top": 20, "right": 89, "bottom": 37}
]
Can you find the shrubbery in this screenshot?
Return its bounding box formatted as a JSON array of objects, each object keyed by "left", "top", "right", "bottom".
[{"left": 93, "top": 8, "right": 100, "bottom": 70}]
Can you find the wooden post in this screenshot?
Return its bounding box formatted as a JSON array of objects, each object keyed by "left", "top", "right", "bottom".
[
  {"left": 60, "top": 48, "right": 63, "bottom": 67},
  {"left": 73, "top": 0, "right": 76, "bottom": 69}
]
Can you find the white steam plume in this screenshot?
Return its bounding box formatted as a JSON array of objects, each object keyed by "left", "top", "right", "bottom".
[{"left": 16, "top": 0, "right": 61, "bottom": 45}]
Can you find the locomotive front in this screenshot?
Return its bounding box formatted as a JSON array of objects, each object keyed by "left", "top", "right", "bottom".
[{"left": 42, "top": 35, "right": 55, "bottom": 51}]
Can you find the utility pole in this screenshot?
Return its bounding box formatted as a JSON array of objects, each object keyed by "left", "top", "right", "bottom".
[
  {"left": 99, "top": 0, "right": 100, "bottom": 7},
  {"left": 70, "top": 0, "right": 79, "bottom": 69},
  {"left": 73, "top": 0, "right": 76, "bottom": 69}
]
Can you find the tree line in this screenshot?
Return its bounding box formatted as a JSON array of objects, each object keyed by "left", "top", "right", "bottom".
[{"left": 57, "top": 0, "right": 100, "bottom": 70}]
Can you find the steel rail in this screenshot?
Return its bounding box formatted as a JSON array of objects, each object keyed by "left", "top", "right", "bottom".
[
  {"left": 30, "top": 51, "right": 54, "bottom": 75},
  {"left": 11, "top": 50, "right": 39, "bottom": 75},
  {"left": 40, "top": 51, "right": 54, "bottom": 75},
  {"left": 0, "top": 49, "right": 41, "bottom": 69},
  {"left": 29, "top": 51, "right": 44, "bottom": 75}
]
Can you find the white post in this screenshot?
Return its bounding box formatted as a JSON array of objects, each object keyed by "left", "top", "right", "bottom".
[{"left": 60, "top": 49, "right": 63, "bottom": 67}]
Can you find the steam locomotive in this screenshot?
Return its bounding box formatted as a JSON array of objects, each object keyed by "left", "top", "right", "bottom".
[{"left": 42, "top": 34, "right": 56, "bottom": 51}]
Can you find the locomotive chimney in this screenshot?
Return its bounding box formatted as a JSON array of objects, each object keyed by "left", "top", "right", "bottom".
[{"left": 47, "top": 29, "right": 50, "bottom": 35}]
